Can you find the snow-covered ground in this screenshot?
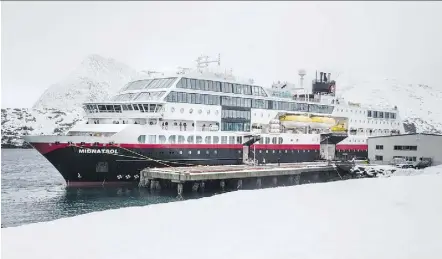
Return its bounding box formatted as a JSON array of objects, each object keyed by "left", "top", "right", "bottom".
[{"left": 3, "top": 166, "right": 442, "bottom": 259}]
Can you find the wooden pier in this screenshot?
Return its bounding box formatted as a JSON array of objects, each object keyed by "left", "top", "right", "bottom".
[{"left": 139, "top": 161, "right": 354, "bottom": 197}]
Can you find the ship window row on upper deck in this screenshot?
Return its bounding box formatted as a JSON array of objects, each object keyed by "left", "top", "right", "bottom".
[
  {"left": 176, "top": 78, "right": 268, "bottom": 97},
  {"left": 123, "top": 78, "right": 177, "bottom": 91},
  {"left": 165, "top": 91, "right": 334, "bottom": 114},
  {"left": 112, "top": 91, "right": 166, "bottom": 102},
  {"left": 367, "top": 110, "right": 396, "bottom": 119},
  {"left": 84, "top": 104, "right": 164, "bottom": 113}
]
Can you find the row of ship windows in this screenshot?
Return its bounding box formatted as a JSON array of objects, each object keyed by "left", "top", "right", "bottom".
[
  {"left": 138, "top": 135, "right": 246, "bottom": 144},
  {"left": 349, "top": 119, "right": 401, "bottom": 125},
  {"left": 368, "top": 110, "right": 396, "bottom": 119},
  {"left": 84, "top": 104, "right": 164, "bottom": 113},
  {"left": 221, "top": 122, "right": 251, "bottom": 132},
  {"left": 138, "top": 135, "right": 364, "bottom": 144},
  {"left": 138, "top": 135, "right": 365, "bottom": 144},
  {"left": 221, "top": 109, "right": 251, "bottom": 120},
  {"left": 177, "top": 78, "right": 268, "bottom": 97},
  {"left": 137, "top": 135, "right": 289, "bottom": 144},
  {"left": 336, "top": 108, "right": 397, "bottom": 119},
  {"left": 350, "top": 129, "right": 400, "bottom": 135},
  {"left": 145, "top": 149, "right": 318, "bottom": 156},
  {"left": 166, "top": 91, "right": 334, "bottom": 114}
]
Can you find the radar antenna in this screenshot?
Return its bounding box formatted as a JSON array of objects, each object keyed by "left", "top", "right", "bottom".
[
  {"left": 298, "top": 69, "right": 306, "bottom": 88},
  {"left": 196, "top": 54, "right": 221, "bottom": 72},
  {"left": 141, "top": 70, "right": 164, "bottom": 77},
  {"left": 177, "top": 67, "right": 191, "bottom": 75}
]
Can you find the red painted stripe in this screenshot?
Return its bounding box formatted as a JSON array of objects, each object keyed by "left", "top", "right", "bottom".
[
  {"left": 30, "top": 143, "right": 70, "bottom": 155},
  {"left": 336, "top": 144, "right": 368, "bottom": 151},
  {"left": 250, "top": 144, "right": 320, "bottom": 150},
  {"left": 29, "top": 142, "right": 323, "bottom": 155},
  {"left": 118, "top": 144, "right": 243, "bottom": 149}
]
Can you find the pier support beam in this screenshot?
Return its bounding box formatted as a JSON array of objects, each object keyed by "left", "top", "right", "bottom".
[
  {"left": 200, "top": 181, "right": 205, "bottom": 192},
  {"left": 294, "top": 174, "right": 301, "bottom": 185},
  {"left": 237, "top": 179, "right": 243, "bottom": 190},
  {"left": 192, "top": 182, "right": 199, "bottom": 192},
  {"left": 220, "top": 180, "right": 226, "bottom": 191},
  {"left": 272, "top": 177, "right": 278, "bottom": 186},
  {"left": 150, "top": 180, "right": 156, "bottom": 190},
  {"left": 256, "top": 178, "right": 262, "bottom": 189},
  {"left": 155, "top": 180, "right": 161, "bottom": 190},
  {"left": 177, "top": 183, "right": 184, "bottom": 199},
  {"left": 288, "top": 175, "right": 294, "bottom": 185}
]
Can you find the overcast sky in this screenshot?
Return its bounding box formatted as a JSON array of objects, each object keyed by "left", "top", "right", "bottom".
[{"left": 2, "top": 1, "right": 442, "bottom": 108}]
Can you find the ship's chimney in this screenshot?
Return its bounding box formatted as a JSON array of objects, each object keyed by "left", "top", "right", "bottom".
[
  {"left": 320, "top": 72, "right": 323, "bottom": 82},
  {"left": 328, "top": 73, "right": 331, "bottom": 82},
  {"left": 323, "top": 73, "right": 327, "bottom": 82}
]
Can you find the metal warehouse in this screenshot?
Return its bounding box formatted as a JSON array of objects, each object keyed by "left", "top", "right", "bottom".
[{"left": 367, "top": 133, "right": 442, "bottom": 165}]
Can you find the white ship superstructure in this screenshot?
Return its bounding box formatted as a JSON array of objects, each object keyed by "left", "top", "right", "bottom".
[{"left": 24, "top": 55, "right": 404, "bottom": 186}]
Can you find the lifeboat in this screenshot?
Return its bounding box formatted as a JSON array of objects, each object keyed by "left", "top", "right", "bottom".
[
  {"left": 330, "top": 124, "right": 347, "bottom": 132},
  {"left": 279, "top": 115, "right": 337, "bottom": 129}
]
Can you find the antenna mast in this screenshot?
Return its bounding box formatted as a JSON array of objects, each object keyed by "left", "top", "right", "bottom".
[
  {"left": 141, "top": 70, "right": 164, "bottom": 77},
  {"left": 177, "top": 67, "right": 191, "bottom": 75},
  {"left": 196, "top": 53, "right": 221, "bottom": 73},
  {"left": 298, "top": 69, "right": 306, "bottom": 88}
]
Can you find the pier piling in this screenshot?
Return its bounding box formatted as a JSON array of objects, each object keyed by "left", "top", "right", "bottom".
[{"left": 139, "top": 162, "right": 354, "bottom": 196}]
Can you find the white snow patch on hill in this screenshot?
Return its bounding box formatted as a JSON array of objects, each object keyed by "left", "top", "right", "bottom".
[
  {"left": 337, "top": 78, "right": 442, "bottom": 133},
  {"left": 32, "top": 54, "right": 141, "bottom": 112},
  {"left": 3, "top": 166, "right": 442, "bottom": 259},
  {"left": 1, "top": 108, "right": 83, "bottom": 146}
]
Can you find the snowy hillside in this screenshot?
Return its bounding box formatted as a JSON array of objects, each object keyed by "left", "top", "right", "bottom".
[
  {"left": 1, "top": 108, "right": 83, "bottom": 147},
  {"left": 337, "top": 78, "right": 442, "bottom": 133},
  {"left": 33, "top": 54, "right": 140, "bottom": 112}
]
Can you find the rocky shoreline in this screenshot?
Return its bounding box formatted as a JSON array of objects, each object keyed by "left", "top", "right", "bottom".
[{"left": 1, "top": 144, "right": 33, "bottom": 149}]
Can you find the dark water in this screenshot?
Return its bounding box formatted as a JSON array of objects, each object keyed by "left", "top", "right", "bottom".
[{"left": 1, "top": 149, "right": 189, "bottom": 228}]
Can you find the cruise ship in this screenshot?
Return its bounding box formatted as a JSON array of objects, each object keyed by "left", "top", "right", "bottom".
[{"left": 24, "top": 55, "right": 404, "bottom": 186}]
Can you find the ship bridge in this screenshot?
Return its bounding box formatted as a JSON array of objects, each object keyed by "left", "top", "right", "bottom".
[{"left": 82, "top": 101, "right": 165, "bottom": 119}]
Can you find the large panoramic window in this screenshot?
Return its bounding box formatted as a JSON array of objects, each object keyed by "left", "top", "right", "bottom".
[
  {"left": 133, "top": 91, "right": 166, "bottom": 101},
  {"left": 112, "top": 93, "right": 138, "bottom": 101},
  {"left": 124, "top": 80, "right": 151, "bottom": 91},
  {"left": 176, "top": 78, "right": 267, "bottom": 97}
]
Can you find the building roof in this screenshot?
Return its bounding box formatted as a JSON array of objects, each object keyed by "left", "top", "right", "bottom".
[{"left": 368, "top": 133, "right": 442, "bottom": 140}]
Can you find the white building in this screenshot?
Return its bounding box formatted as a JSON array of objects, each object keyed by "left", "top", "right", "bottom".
[{"left": 367, "top": 133, "right": 442, "bottom": 165}]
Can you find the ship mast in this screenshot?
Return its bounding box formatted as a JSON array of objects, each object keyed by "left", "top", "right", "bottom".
[
  {"left": 140, "top": 70, "right": 164, "bottom": 77},
  {"left": 196, "top": 54, "right": 221, "bottom": 73}
]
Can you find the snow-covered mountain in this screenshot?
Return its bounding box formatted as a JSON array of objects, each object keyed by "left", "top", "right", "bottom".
[
  {"left": 337, "top": 79, "right": 442, "bottom": 134},
  {"left": 1, "top": 108, "right": 83, "bottom": 148},
  {"left": 33, "top": 54, "right": 140, "bottom": 112},
  {"left": 2, "top": 54, "right": 141, "bottom": 148},
  {"left": 2, "top": 54, "right": 442, "bottom": 148}
]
